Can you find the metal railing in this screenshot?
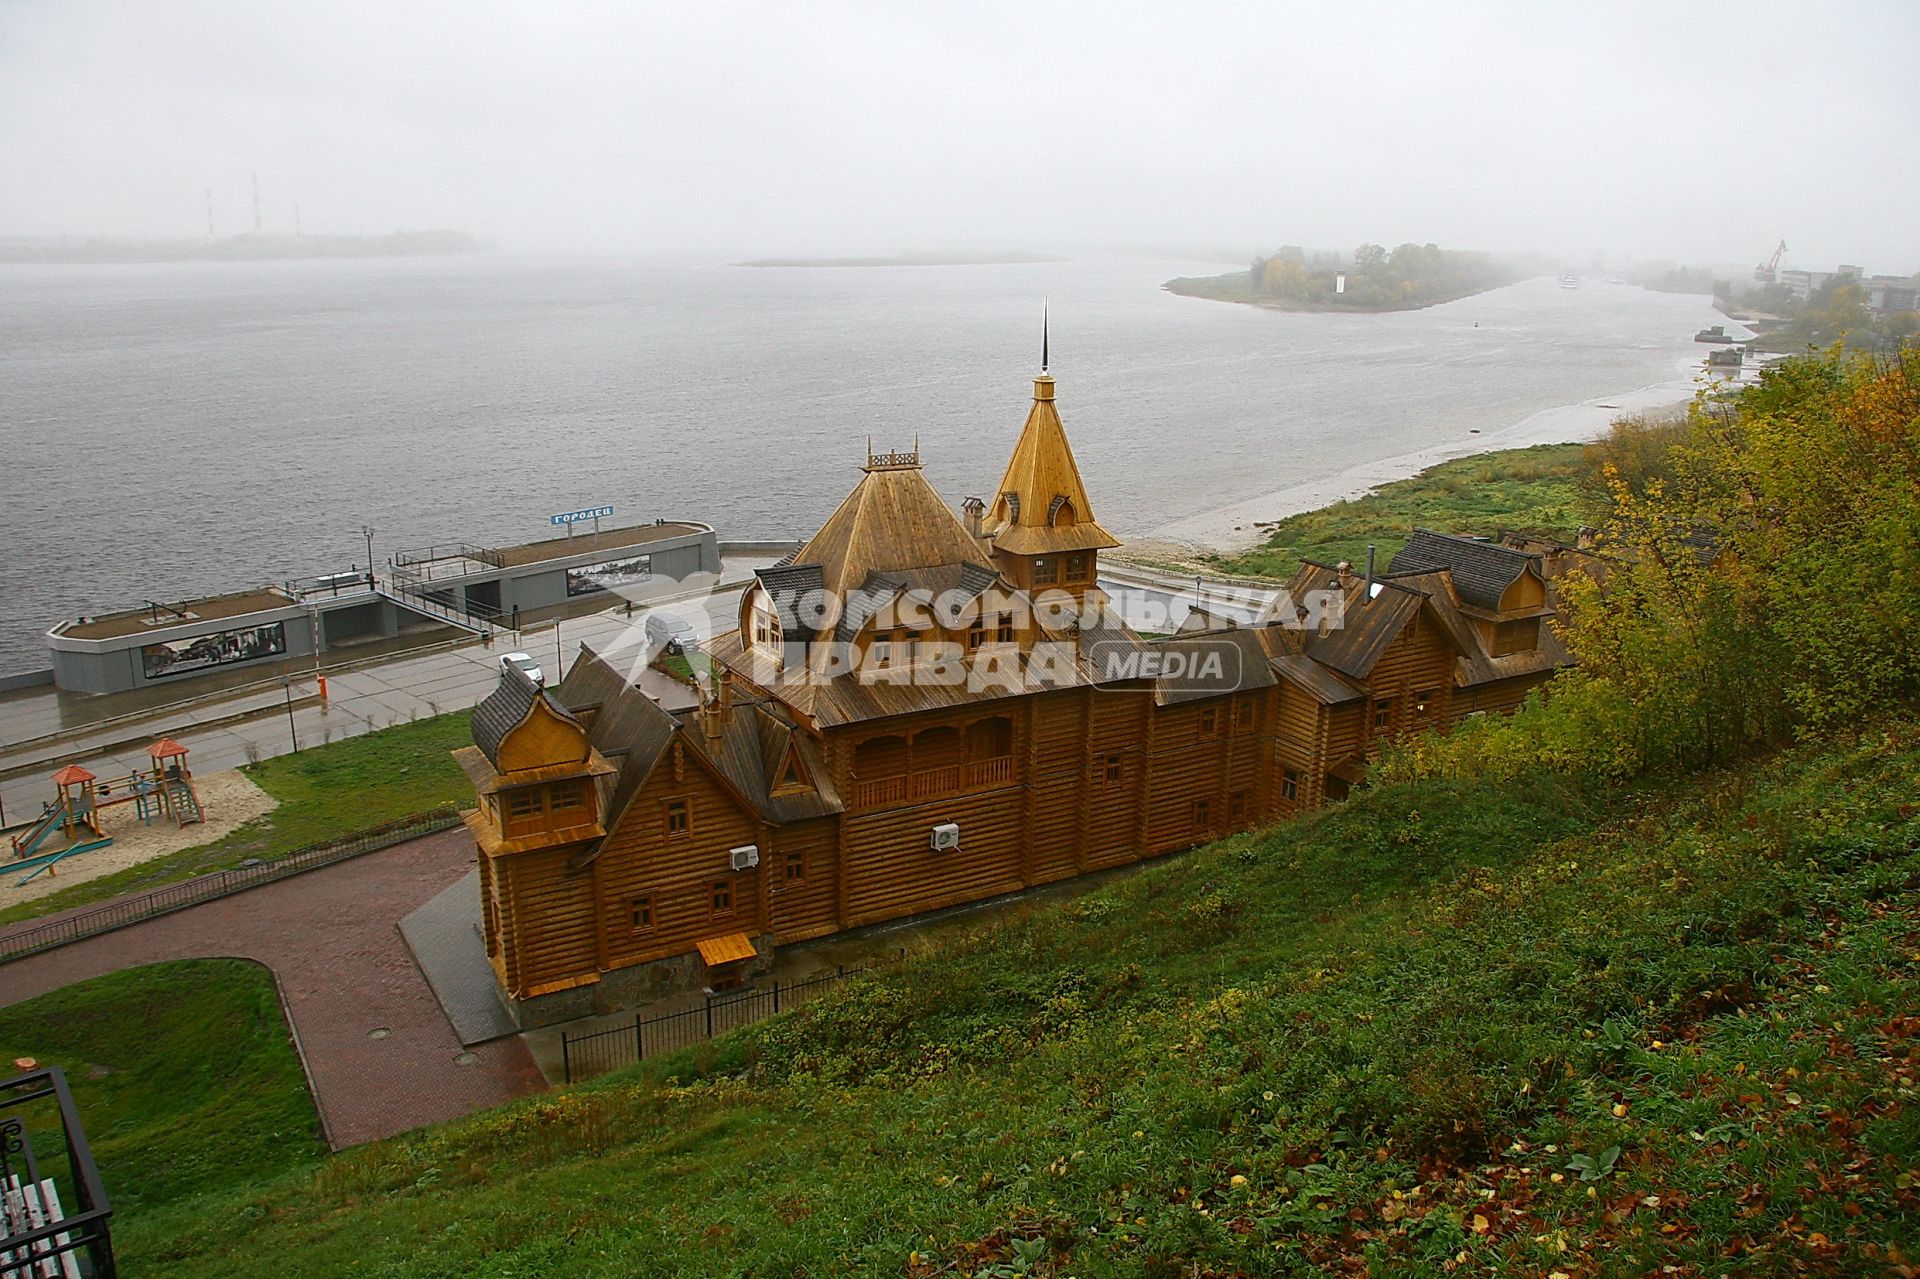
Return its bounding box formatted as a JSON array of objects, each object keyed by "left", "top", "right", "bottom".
[
  {"left": 561, "top": 966, "right": 865, "bottom": 1083},
  {"left": 0, "top": 1067, "right": 115, "bottom": 1278},
  {"left": 0, "top": 805, "right": 463, "bottom": 965},
  {"left": 375, "top": 572, "right": 504, "bottom": 636},
  {"left": 392, "top": 542, "right": 505, "bottom": 570}
]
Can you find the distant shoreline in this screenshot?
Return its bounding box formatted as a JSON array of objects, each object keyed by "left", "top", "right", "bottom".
[
  {"left": 0, "top": 230, "right": 487, "bottom": 265},
  {"left": 736, "top": 252, "right": 1066, "bottom": 268}
]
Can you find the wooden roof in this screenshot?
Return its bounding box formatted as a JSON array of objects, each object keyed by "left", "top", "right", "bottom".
[
  {"left": 696, "top": 933, "right": 758, "bottom": 966},
  {"left": 146, "top": 737, "right": 191, "bottom": 759},
  {"left": 983, "top": 376, "right": 1121, "bottom": 556},
  {"left": 551, "top": 647, "right": 679, "bottom": 828},
  {"left": 49, "top": 764, "right": 96, "bottom": 785},
  {"left": 1389, "top": 529, "right": 1542, "bottom": 612},
  {"left": 788, "top": 454, "right": 991, "bottom": 600}
]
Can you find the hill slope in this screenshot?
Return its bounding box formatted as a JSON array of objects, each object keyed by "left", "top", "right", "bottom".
[{"left": 119, "top": 724, "right": 1920, "bottom": 1276}]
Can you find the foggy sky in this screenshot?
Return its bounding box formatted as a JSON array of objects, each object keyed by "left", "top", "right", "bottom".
[{"left": 2, "top": 0, "right": 1915, "bottom": 270}]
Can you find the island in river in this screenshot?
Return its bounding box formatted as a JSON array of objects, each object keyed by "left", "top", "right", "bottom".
[{"left": 1166, "top": 242, "right": 1526, "bottom": 312}]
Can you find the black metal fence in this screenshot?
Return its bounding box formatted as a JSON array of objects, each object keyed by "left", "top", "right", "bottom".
[
  {"left": 0, "top": 1066, "right": 116, "bottom": 1278},
  {"left": 0, "top": 805, "right": 464, "bottom": 965},
  {"left": 561, "top": 967, "right": 864, "bottom": 1083}
]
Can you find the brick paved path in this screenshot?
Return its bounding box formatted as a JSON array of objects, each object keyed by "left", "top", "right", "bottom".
[{"left": 0, "top": 828, "right": 545, "bottom": 1148}]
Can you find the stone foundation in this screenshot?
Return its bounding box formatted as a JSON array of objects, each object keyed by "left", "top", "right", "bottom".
[{"left": 505, "top": 936, "right": 775, "bottom": 1028}]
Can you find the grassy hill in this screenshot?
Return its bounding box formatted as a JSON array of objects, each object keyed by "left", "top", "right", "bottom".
[
  {"left": 97, "top": 722, "right": 1920, "bottom": 1276},
  {"left": 0, "top": 961, "right": 325, "bottom": 1219}
]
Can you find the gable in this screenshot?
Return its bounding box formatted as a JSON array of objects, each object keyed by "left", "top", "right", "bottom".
[{"left": 497, "top": 697, "right": 591, "bottom": 772}]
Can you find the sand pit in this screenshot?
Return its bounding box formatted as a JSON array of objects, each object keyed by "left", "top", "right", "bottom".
[{"left": 2, "top": 770, "right": 279, "bottom": 905}]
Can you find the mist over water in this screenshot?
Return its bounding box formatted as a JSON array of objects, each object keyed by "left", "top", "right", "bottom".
[{"left": 0, "top": 254, "right": 1723, "bottom": 673}]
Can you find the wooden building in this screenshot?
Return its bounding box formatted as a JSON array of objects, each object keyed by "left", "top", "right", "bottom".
[{"left": 459, "top": 372, "right": 1585, "bottom": 1025}]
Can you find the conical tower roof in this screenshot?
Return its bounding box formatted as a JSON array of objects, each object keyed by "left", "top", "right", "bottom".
[
  {"left": 792, "top": 446, "right": 992, "bottom": 598},
  {"left": 985, "top": 376, "right": 1120, "bottom": 556}
]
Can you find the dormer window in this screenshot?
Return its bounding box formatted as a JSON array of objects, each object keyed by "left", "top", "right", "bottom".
[
  {"left": 1491, "top": 617, "right": 1540, "bottom": 657},
  {"left": 1034, "top": 558, "right": 1057, "bottom": 585},
  {"left": 1065, "top": 554, "right": 1087, "bottom": 582}
]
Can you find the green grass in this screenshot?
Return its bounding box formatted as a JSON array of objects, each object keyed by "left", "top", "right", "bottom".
[
  {"left": 0, "top": 711, "right": 476, "bottom": 929},
  {"left": 0, "top": 960, "right": 326, "bottom": 1219},
  {"left": 105, "top": 716, "right": 1920, "bottom": 1276},
  {"left": 1203, "top": 442, "right": 1593, "bottom": 581}
]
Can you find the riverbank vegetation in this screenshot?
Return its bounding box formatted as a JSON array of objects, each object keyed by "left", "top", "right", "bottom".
[
  {"left": 91, "top": 344, "right": 1920, "bottom": 1275},
  {"left": 1166, "top": 242, "right": 1522, "bottom": 311}
]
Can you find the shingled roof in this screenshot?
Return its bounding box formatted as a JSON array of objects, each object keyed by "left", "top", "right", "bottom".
[
  {"left": 1388, "top": 529, "right": 1542, "bottom": 612},
  {"left": 982, "top": 375, "right": 1121, "bottom": 557},
  {"left": 551, "top": 646, "right": 679, "bottom": 830},
  {"left": 473, "top": 665, "right": 557, "bottom": 768}
]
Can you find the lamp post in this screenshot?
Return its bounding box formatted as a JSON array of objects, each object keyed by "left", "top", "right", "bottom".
[{"left": 361, "top": 525, "right": 375, "bottom": 586}]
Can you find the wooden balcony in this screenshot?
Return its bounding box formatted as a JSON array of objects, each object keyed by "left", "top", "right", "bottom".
[{"left": 849, "top": 755, "right": 1017, "bottom": 809}]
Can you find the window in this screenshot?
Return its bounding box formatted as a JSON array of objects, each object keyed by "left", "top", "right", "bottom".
[
  {"left": 1373, "top": 699, "right": 1393, "bottom": 730},
  {"left": 1492, "top": 617, "right": 1540, "bottom": 657},
  {"left": 664, "top": 797, "right": 690, "bottom": 838},
  {"left": 1066, "top": 554, "right": 1087, "bottom": 581},
  {"left": 1229, "top": 789, "right": 1250, "bottom": 824},
  {"left": 966, "top": 617, "right": 987, "bottom": 651},
  {"left": 506, "top": 788, "right": 539, "bottom": 819},
  {"left": 548, "top": 781, "right": 584, "bottom": 811},
  {"left": 996, "top": 618, "right": 1016, "bottom": 645},
  {"left": 784, "top": 849, "right": 806, "bottom": 882},
  {"left": 629, "top": 896, "right": 654, "bottom": 933},
  {"left": 871, "top": 629, "right": 906, "bottom": 669},
  {"left": 1199, "top": 705, "right": 1221, "bottom": 736},
  {"left": 773, "top": 747, "right": 808, "bottom": 794},
  {"left": 1282, "top": 768, "right": 1300, "bottom": 802},
  {"left": 1192, "top": 797, "right": 1212, "bottom": 830},
  {"left": 1232, "top": 696, "right": 1256, "bottom": 732},
  {"left": 1034, "top": 558, "right": 1057, "bottom": 585},
  {"left": 710, "top": 881, "right": 734, "bottom": 916},
  {"left": 1098, "top": 753, "right": 1123, "bottom": 784},
  {"left": 1413, "top": 689, "right": 1436, "bottom": 724}
]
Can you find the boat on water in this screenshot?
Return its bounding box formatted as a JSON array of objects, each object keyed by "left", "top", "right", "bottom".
[
  {"left": 1706, "top": 346, "right": 1744, "bottom": 369},
  {"left": 1558, "top": 272, "right": 1580, "bottom": 288},
  {"left": 1694, "top": 325, "right": 1736, "bottom": 343}
]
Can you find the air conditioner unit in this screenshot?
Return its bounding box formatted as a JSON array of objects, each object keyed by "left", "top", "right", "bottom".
[
  {"left": 929, "top": 822, "right": 961, "bottom": 852},
  {"left": 728, "top": 844, "right": 761, "bottom": 871}
]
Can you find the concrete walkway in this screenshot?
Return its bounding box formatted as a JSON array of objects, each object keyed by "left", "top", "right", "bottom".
[{"left": 0, "top": 828, "right": 544, "bottom": 1149}]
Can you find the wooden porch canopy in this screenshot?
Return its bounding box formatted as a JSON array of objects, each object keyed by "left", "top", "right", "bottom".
[{"left": 695, "top": 933, "right": 757, "bottom": 967}]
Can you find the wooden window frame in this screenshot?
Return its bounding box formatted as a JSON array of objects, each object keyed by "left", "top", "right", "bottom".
[
  {"left": 548, "top": 780, "right": 584, "bottom": 811},
  {"left": 1199, "top": 705, "right": 1222, "bottom": 737},
  {"left": 1229, "top": 789, "right": 1250, "bottom": 825},
  {"left": 629, "top": 895, "right": 655, "bottom": 934},
  {"left": 1282, "top": 768, "right": 1300, "bottom": 802},
  {"left": 1413, "top": 689, "right": 1436, "bottom": 723},
  {"left": 784, "top": 849, "right": 806, "bottom": 882},
  {"left": 995, "top": 618, "right": 1016, "bottom": 645},
  {"left": 710, "top": 880, "right": 734, "bottom": 917},
  {"left": 1033, "top": 557, "right": 1057, "bottom": 585},
  {"left": 1373, "top": 699, "right": 1393, "bottom": 731},
  {"left": 506, "top": 788, "right": 540, "bottom": 819},
  {"left": 1191, "top": 797, "right": 1212, "bottom": 831},
  {"left": 1232, "top": 696, "right": 1255, "bottom": 732},
  {"left": 1099, "top": 753, "right": 1124, "bottom": 785},
  {"left": 1065, "top": 554, "right": 1087, "bottom": 582},
  {"left": 664, "top": 797, "right": 691, "bottom": 839}
]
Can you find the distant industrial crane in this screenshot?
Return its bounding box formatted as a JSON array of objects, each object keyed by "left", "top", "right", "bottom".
[{"left": 1753, "top": 239, "right": 1787, "bottom": 285}]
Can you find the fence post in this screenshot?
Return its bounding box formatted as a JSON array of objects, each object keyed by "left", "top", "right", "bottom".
[
  {"left": 705, "top": 994, "right": 714, "bottom": 1040},
  {"left": 634, "top": 1013, "right": 644, "bottom": 1064},
  {"left": 561, "top": 1033, "right": 572, "bottom": 1085},
  {"left": 773, "top": 979, "right": 781, "bottom": 1014}
]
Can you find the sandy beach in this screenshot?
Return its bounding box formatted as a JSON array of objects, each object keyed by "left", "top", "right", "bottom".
[
  {"left": 2, "top": 769, "right": 278, "bottom": 905},
  {"left": 1139, "top": 357, "right": 1712, "bottom": 554}
]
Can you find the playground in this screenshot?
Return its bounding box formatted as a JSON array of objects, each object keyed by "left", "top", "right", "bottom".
[{"left": 3, "top": 740, "right": 277, "bottom": 904}]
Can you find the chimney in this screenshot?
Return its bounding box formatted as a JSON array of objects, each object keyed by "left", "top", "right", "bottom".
[
  {"left": 699, "top": 666, "right": 732, "bottom": 742},
  {"left": 962, "top": 495, "right": 986, "bottom": 538},
  {"left": 1364, "top": 544, "right": 1376, "bottom": 597}
]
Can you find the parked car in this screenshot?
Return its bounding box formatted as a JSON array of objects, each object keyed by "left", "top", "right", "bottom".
[
  {"left": 499, "top": 651, "right": 544, "bottom": 684},
  {"left": 644, "top": 611, "right": 698, "bottom": 656}
]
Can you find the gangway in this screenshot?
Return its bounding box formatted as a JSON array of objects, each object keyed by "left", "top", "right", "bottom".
[{"left": 375, "top": 571, "right": 503, "bottom": 637}]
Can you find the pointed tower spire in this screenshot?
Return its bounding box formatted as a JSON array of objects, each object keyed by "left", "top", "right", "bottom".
[
  {"left": 981, "top": 364, "right": 1120, "bottom": 597},
  {"left": 1042, "top": 299, "right": 1049, "bottom": 374}
]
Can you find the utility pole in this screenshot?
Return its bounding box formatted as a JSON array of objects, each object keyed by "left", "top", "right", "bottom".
[
  {"left": 283, "top": 677, "right": 301, "bottom": 753},
  {"left": 553, "top": 619, "right": 563, "bottom": 680},
  {"left": 361, "top": 525, "right": 376, "bottom": 586}
]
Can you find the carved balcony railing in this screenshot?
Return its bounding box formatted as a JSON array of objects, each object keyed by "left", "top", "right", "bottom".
[{"left": 849, "top": 756, "right": 1018, "bottom": 810}]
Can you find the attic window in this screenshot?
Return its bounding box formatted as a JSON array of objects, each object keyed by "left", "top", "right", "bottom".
[
  {"left": 665, "top": 797, "right": 690, "bottom": 838},
  {"left": 1003, "top": 492, "right": 1021, "bottom": 523},
  {"left": 1034, "top": 558, "right": 1057, "bottom": 585},
  {"left": 772, "top": 745, "right": 809, "bottom": 794},
  {"left": 1048, "top": 495, "right": 1077, "bottom": 527}
]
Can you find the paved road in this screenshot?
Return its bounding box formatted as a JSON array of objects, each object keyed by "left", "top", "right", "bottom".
[
  {"left": 0, "top": 568, "right": 775, "bottom": 824},
  {"left": 0, "top": 828, "right": 543, "bottom": 1148}
]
